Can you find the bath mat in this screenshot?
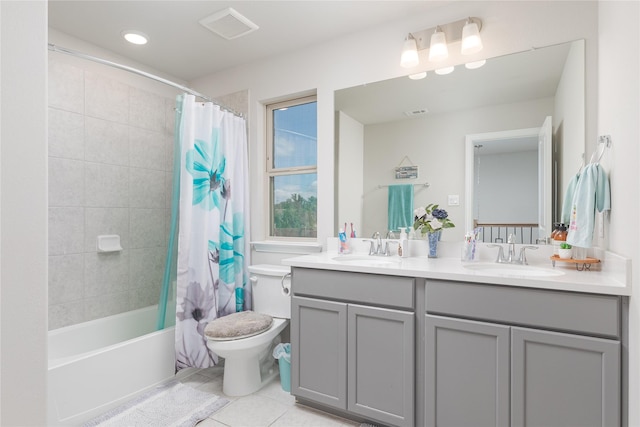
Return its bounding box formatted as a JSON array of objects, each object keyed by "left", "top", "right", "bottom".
[{"left": 82, "top": 381, "right": 229, "bottom": 427}]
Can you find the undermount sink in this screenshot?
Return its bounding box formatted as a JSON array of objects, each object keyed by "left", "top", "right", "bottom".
[
  {"left": 462, "top": 262, "right": 564, "bottom": 277},
  {"left": 331, "top": 255, "right": 401, "bottom": 266}
]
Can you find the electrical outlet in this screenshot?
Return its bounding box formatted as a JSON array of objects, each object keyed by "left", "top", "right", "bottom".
[{"left": 448, "top": 195, "right": 460, "bottom": 206}]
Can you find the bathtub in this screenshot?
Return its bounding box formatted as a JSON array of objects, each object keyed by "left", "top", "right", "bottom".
[{"left": 47, "top": 305, "right": 176, "bottom": 426}]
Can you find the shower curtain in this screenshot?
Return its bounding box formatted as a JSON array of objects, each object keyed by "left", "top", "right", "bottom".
[{"left": 174, "top": 94, "right": 251, "bottom": 369}]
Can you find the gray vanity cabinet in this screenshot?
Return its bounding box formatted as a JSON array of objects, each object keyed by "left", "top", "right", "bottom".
[
  {"left": 347, "top": 304, "right": 414, "bottom": 427},
  {"left": 425, "top": 315, "right": 510, "bottom": 427},
  {"left": 511, "top": 327, "right": 620, "bottom": 427},
  {"left": 425, "top": 279, "right": 622, "bottom": 427},
  {"left": 290, "top": 268, "right": 415, "bottom": 427},
  {"left": 291, "top": 296, "right": 347, "bottom": 409}
]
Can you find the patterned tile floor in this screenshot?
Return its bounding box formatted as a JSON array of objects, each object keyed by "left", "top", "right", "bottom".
[{"left": 174, "top": 366, "right": 360, "bottom": 427}]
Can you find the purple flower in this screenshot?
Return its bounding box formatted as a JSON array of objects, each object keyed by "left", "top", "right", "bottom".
[
  {"left": 178, "top": 281, "right": 216, "bottom": 336},
  {"left": 432, "top": 208, "right": 448, "bottom": 219}
]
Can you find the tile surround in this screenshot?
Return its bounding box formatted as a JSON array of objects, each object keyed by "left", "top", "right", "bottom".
[
  {"left": 129, "top": 126, "right": 166, "bottom": 170},
  {"left": 48, "top": 157, "right": 84, "bottom": 207},
  {"left": 48, "top": 108, "right": 84, "bottom": 160},
  {"left": 48, "top": 207, "right": 85, "bottom": 256},
  {"left": 85, "top": 71, "right": 130, "bottom": 124},
  {"left": 48, "top": 56, "right": 177, "bottom": 329},
  {"left": 48, "top": 59, "right": 84, "bottom": 113},
  {"left": 84, "top": 117, "right": 129, "bottom": 166},
  {"left": 130, "top": 87, "right": 166, "bottom": 132},
  {"left": 46, "top": 55, "right": 248, "bottom": 330}
]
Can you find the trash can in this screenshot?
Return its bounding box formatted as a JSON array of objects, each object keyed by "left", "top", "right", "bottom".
[{"left": 273, "top": 343, "right": 291, "bottom": 392}]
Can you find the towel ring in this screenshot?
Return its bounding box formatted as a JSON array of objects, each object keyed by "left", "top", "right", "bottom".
[{"left": 589, "top": 135, "right": 611, "bottom": 164}]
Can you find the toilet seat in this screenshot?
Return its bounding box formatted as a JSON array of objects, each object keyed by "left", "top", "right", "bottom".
[
  {"left": 206, "top": 318, "right": 288, "bottom": 351},
  {"left": 205, "top": 311, "right": 273, "bottom": 341}
]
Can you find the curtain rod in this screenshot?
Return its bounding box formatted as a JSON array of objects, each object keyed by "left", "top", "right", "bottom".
[{"left": 48, "top": 43, "right": 244, "bottom": 118}]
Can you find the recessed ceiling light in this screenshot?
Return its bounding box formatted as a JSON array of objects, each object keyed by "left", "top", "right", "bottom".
[{"left": 122, "top": 31, "right": 149, "bottom": 45}]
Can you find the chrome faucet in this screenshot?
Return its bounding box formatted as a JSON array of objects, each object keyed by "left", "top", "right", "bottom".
[
  {"left": 366, "top": 232, "right": 381, "bottom": 255},
  {"left": 488, "top": 234, "right": 538, "bottom": 265},
  {"left": 366, "top": 231, "right": 392, "bottom": 256},
  {"left": 507, "top": 234, "right": 517, "bottom": 263}
]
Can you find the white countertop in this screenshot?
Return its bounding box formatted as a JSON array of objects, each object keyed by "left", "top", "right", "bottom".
[{"left": 282, "top": 241, "right": 631, "bottom": 296}]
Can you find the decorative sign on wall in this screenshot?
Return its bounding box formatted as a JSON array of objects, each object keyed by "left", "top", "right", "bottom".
[{"left": 395, "top": 156, "right": 418, "bottom": 179}]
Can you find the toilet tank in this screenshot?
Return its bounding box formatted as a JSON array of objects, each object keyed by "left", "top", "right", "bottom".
[{"left": 248, "top": 264, "right": 291, "bottom": 319}]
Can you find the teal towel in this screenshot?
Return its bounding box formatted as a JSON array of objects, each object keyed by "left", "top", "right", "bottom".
[
  {"left": 566, "top": 163, "right": 611, "bottom": 248},
  {"left": 561, "top": 172, "right": 580, "bottom": 225},
  {"left": 388, "top": 184, "right": 414, "bottom": 232}
]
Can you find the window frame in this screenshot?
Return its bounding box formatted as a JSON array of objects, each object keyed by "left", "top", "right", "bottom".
[{"left": 265, "top": 95, "right": 318, "bottom": 240}]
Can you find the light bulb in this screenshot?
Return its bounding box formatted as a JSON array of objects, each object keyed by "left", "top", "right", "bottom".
[
  {"left": 400, "top": 36, "right": 419, "bottom": 68},
  {"left": 461, "top": 20, "right": 483, "bottom": 55},
  {"left": 408, "top": 71, "right": 427, "bottom": 80},
  {"left": 428, "top": 28, "right": 448, "bottom": 62}
]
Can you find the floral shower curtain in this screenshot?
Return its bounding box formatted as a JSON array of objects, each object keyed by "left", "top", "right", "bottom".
[{"left": 175, "top": 94, "right": 250, "bottom": 369}]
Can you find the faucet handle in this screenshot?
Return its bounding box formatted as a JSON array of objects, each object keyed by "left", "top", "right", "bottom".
[
  {"left": 508, "top": 233, "right": 516, "bottom": 244},
  {"left": 488, "top": 244, "right": 506, "bottom": 263},
  {"left": 362, "top": 239, "right": 376, "bottom": 255},
  {"left": 518, "top": 245, "right": 538, "bottom": 265}
]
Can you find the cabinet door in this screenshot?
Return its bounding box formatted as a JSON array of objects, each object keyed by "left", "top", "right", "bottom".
[
  {"left": 511, "top": 327, "right": 620, "bottom": 427},
  {"left": 291, "top": 296, "right": 347, "bottom": 409},
  {"left": 348, "top": 304, "right": 414, "bottom": 427},
  {"left": 425, "top": 315, "right": 510, "bottom": 427}
]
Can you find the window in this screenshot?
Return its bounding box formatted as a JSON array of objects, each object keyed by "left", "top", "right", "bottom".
[{"left": 266, "top": 95, "right": 317, "bottom": 238}]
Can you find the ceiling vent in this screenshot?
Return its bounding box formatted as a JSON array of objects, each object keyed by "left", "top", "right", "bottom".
[
  {"left": 199, "top": 7, "right": 259, "bottom": 40},
  {"left": 404, "top": 108, "right": 429, "bottom": 117}
]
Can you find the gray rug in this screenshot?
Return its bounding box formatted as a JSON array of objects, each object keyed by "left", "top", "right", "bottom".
[{"left": 83, "top": 381, "right": 229, "bottom": 427}]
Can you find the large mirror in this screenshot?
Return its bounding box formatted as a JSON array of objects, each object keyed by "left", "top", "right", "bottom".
[{"left": 335, "top": 40, "right": 585, "bottom": 243}]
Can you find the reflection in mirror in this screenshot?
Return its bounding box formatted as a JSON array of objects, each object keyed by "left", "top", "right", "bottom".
[
  {"left": 464, "top": 118, "right": 551, "bottom": 245},
  {"left": 335, "top": 40, "right": 585, "bottom": 242}
]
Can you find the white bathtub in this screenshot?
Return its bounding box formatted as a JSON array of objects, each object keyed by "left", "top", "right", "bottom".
[{"left": 47, "top": 306, "right": 176, "bottom": 426}]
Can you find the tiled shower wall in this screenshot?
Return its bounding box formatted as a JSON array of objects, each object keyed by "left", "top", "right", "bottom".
[{"left": 48, "top": 56, "right": 177, "bottom": 330}]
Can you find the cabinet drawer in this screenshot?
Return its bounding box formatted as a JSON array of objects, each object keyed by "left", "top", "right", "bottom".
[
  {"left": 292, "top": 268, "right": 414, "bottom": 310},
  {"left": 426, "top": 280, "right": 620, "bottom": 338}
]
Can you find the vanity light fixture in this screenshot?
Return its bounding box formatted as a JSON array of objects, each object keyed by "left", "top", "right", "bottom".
[
  {"left": 461, "top": 18, "right": 483, "bottom": 55},
  {"left": 408, "top": 71, "right": 427, "bottom": 80},
  {"left": 400, "top": 34, "right": 419, "bottom": 68},
  {"left": 400, "top": 17, "right": 483, "bottom": 69},
  {"left": 122, "top": 30, "right": 149, "bottom": 45},
  {"left": 428, "top": 27, "right": 448, "bottom": 62}
]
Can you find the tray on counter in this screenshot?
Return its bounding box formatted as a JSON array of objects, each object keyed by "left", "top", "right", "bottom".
[{"left": 550, "top": 255, "right": 600, "bottom": 271}]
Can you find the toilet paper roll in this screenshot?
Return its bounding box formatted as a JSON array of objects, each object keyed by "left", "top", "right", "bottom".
[{"left": 281, "top": 274, "right": 291, "bottom": 296}]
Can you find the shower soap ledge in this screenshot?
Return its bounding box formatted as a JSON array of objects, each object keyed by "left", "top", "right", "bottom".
[{"left": 97, "top": 235, "right": 123, "bottom": 253}]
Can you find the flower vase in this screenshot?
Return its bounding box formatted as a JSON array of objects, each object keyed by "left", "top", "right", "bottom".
[{"left": 427, "top": 231, "right": 440, "bottom": 258}]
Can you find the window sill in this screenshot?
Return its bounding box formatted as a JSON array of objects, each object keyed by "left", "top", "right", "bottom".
[{"left": 251, "top": 241, "right": 323, "bottom": 254}]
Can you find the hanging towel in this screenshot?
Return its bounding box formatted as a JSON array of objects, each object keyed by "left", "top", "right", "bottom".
[
  {"left": 566, "top": 163, "right": 611, "bottom": 248},
  {"left": 387, "top": 184, "right": 414, "bottom": 232},
  {"left": 560, "top": 172, "right": 580, "bottom": 225}
]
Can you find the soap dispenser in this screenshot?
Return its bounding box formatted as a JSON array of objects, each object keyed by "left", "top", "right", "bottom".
[{"left": 398, "top": 227, "right": 409, "bottom": 258}]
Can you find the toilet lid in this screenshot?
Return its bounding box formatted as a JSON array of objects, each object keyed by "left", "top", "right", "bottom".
[{"left": 205, "top": 311, "right": 273, "bottom": 341}]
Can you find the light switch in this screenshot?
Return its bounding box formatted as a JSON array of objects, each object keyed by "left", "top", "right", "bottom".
[{"left": 448, "top": 195, "right": 460, "bottom": 206}]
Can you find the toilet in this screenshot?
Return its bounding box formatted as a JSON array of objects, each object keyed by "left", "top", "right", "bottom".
[{"left": 205, "top": 264, "right": 291, "bottom": 396}]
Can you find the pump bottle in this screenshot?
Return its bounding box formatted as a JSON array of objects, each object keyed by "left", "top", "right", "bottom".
[{"left": 398, "top": 227, "right": 409, "bottom": 257}]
